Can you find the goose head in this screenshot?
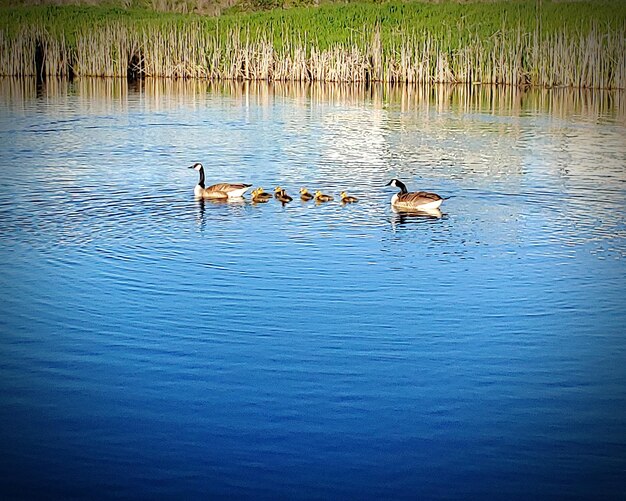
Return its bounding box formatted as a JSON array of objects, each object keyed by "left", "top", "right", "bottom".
[
  {"left": 189, "top": 162, "right": 203, "bottom": 171},
  {"left": 385, "top": 178, "right": 408, "bottom": 193}
]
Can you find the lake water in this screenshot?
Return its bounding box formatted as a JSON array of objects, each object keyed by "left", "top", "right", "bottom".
[{"left": 1, "top": 78, "right": 625, "bottom": 499}]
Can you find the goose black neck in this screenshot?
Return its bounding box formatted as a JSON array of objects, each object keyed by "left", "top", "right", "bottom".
[
  {"left": 198, "top": 166, "right": 205, "bottom": 188},
  {"left": 396, "top": 180, "right": 408, "bottom": 194}
]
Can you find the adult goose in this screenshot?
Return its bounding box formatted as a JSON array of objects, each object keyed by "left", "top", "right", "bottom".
[
  {"left": 385, "top": 178, "right": 444, "bottom": 211},
  {"left": 189, "top": 163, "right": 251, "bottom": 199}
]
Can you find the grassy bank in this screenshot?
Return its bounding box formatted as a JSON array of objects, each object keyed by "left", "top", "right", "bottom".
[{"left": 1, "top": 1, "right": 625, "bottom": 88}]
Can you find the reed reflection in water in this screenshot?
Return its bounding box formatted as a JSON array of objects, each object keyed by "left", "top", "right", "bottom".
[
  {"left": 0, "top": 77, "right": 625, "bottom": 499},
  {"left": 2, "top": 77, "right": 625, "bottom": 119}
]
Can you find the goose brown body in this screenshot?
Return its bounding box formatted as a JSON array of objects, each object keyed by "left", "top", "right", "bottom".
[
  {"left": 189, "top": 163, "right": 251, "bottom": 199},
  {"left": 386, "top": 179, "right": 443, "bottom": 210}
]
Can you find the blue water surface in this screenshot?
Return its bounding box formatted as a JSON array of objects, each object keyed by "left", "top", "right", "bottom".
[{"left": 1, "top": 79, "right": 625, "bottom": 499}]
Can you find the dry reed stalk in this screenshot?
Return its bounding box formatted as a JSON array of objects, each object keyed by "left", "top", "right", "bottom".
[
  {"left": 0, "top": 28, "right": 37, "bottom": 76},
  {"left": 1, "top": 18, "right": 624, "bottom": 89},
  {"left": 370, "top": 25, "right": 383, "bottom": 82},
  {"left": 44, "top": 29, "right": 73, "bottom": 78}
]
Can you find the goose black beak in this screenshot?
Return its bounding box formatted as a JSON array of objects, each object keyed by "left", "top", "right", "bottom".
[
  {"left": 188, "top": 165, "right": 195, "bottom": 169},
  {"left": 384, "top": 180, "right": 393, "bottom": 186}
]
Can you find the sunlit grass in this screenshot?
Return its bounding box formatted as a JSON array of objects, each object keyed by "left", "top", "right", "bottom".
[{"left": 1, "top": 1, "right": 624, "bottom": 87}]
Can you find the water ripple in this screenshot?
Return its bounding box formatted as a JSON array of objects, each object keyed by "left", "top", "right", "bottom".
[{"left": 1, "top": 79, "right": 626, "bottom": 500}]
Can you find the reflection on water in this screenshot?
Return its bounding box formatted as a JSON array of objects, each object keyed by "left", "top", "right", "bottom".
[
  {"left": 391, "top": 207, "right": 444, "bottom": 225},
  {"left": 1, "top": 77, "right": 625, "bottom": 122},
  {"left": 1, "top": 77, "right": 625, "bottom": 499}
]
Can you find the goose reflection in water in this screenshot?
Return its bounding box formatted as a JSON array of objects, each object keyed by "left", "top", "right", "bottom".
[
  {"left": 390, "top": 206, "right": 444, "bottom": 230},
  {"left": 195, "top": 197, "right": 247, "bottom": 231}
]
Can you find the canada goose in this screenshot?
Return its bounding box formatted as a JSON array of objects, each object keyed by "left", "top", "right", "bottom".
[
  {"left": 274, "top": 186, "right": 284, "bottom": 199},
  {"left": 252, "top": 187, "right": 273, "bottom": 202},
  {"left": 314, "top": 191, "right": 334, "bottom": 202},
  {"left": 385, "top": 178, "right": 444, "bottom": 210},
  {"left": 299, "top": 188, "right": 314, "bottom": 201},
  {"left": 189, "top": 163, "right": 251, "bottom": 199},
  {"left": 340, "top": 191, "right": 358, "bottom": 204}
]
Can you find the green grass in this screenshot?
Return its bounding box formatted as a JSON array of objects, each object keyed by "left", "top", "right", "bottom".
[
  {"left": 1, "top": 0, "right": 624, "bottom": 87},
  {"left": 2, "top": 1, "right": 624, "bottom": 49}
]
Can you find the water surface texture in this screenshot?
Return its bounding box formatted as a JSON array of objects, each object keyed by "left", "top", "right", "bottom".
[{"left": 1, "top": 79, "right": 625, "bottom": 499}]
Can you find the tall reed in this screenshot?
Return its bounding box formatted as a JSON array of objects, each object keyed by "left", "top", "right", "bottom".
[{"left": 0, "top": 2, "right": 624, "bottom": 88}]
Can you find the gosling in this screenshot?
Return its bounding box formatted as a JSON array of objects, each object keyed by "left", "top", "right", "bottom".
[
  {"left": 299, "top": 188, "right": 315, "bottom": 201},
  {"left": 276, "top": 188, "right": 293, "bottom": 204},
  {"left": 340, "top": 191, "right": 358, "bottom": 204},
  {"left": 252, "top": 187, "right": 273, "bottom": 202},
  {"left": 314, "top": 191, "right": 334, "bottom": 203}
]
